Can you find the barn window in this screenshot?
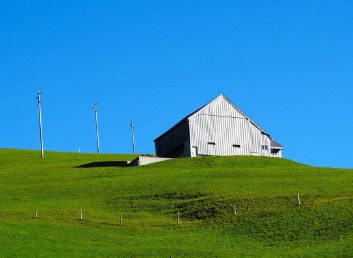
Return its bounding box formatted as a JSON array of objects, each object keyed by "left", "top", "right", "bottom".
[
  {"left": 271, "top": 149, "right": 279, "bottom": 154},
  {"left": 207, "top": 142, "right": 216, "bottom": 145},
  {"left": 233, "top": 144, "right": 241, "bottom": 148},
  {"left": 261, "top": 145, "right": 268, "bottom": 151}
]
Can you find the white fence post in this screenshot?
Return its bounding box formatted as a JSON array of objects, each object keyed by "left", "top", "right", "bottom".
[{"left": 297, "top": 193, "right": 301, "bottom": 205}]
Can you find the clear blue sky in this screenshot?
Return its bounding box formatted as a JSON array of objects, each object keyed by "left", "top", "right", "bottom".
[{"left": 1, "top": 1, "right": 353, "bottom": 168}]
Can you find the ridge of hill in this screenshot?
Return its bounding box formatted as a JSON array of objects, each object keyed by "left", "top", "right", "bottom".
[{"left": 1, "top": 149, "right": 353, "bottom": 257}]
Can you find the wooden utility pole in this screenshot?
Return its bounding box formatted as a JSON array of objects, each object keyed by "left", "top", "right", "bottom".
[
  {"left": 130, "top": 120, "right": 136, "bottom": 154},
  {"left": 36, "top": 91, "right": 44, "bottom": 158},
  {"left": 94, "top": 101, "right": 100, "bottom": 154}
]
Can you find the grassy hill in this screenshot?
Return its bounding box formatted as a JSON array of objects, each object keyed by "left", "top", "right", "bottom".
[{"left": 1, "top": 149, "right": 353, "bottom": 257}]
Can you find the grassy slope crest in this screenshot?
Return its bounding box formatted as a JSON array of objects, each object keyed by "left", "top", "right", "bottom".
[{"left": 1, "top": 149, "right": 353, "bottom": 257}]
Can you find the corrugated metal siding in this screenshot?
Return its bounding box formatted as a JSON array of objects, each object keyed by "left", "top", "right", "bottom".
[
  {"left": 155, "top": 121, "right": 190, "bottom": 157},
  {"left": 188, "top": 96, "right": 271, "bottom": 156},
  {"left": 155, "top": 94, "right": 279, "bottom": 158}
]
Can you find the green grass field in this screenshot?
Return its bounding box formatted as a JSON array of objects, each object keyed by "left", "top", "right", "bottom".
[{"left": 1, "top": 149, "right": 353, "bottom": 257}]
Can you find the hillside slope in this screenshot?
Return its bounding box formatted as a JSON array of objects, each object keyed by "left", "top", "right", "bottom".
[{"left": 1, "top": 149, "right": 353, "bottom": 257}]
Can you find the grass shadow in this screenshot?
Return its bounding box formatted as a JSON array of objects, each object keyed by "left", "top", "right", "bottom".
[{"left": 76, "top": 161, "right": 129, "bottom": 168}]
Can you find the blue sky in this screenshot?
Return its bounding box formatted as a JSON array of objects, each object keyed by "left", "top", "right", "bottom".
[{"left": 1, "top": 1, "right": 353, "bottom": 168}]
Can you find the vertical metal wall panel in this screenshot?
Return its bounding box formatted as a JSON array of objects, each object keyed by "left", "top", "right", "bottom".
[
  {"left": 155, "top": 121, "right": 190, "bottom": 157},
  {"left": 188, "top": 95, "right": 272, "bottom": 156}
]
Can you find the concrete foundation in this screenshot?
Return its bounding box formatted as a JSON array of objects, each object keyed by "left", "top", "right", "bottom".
[{"left": 128, "top": 156, "right": 171, "bottom": 166}]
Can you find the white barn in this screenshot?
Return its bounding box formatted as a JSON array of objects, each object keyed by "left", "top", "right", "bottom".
[{"left": 154, "top": 94, "right": 283, "bottom": 158}]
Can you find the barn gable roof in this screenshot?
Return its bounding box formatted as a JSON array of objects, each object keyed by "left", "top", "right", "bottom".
[
  {"left": 189, "top": 94, "right": 271, "bottom": 137},
  {"left": 154, "top": 94, "right": 273, "bottom": 142}
]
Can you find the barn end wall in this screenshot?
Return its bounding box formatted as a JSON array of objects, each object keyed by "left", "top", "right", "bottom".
[
  {"left": 189, "top": 115, "right": 272, "bottom": 157},
  {"left": 154, "top": 121, "right": 190, "bottom": 157}
]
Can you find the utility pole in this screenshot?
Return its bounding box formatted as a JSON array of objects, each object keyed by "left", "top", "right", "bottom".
[
  {"left": 36, "top": 91, "right": 44, "bottom": 158},
  {"left": 94, "top": 101, "right": 100, "bottom": 154},
  {"left": 130, "top": 120, "right": 136, "bottom": 154}
]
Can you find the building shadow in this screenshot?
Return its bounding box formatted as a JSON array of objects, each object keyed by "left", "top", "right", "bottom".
[{"left": 76, "top": 161, "right": 129, "bottom": 168}]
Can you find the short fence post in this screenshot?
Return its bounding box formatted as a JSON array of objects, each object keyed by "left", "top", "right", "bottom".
[
  {"left": 234, "top": 204, "right": 237, "bottom": 215},
  {"left": 35, "top": 208, "right": 38, "bottom": 218},
  {"left": 80, "top": 208, "right": 83, "bottom": 220},
  {"left": 177, "top": 210, "right": 180, "bottom": 225},
  {"left": 120, "top": 212, "right": 123, "bottom": 226},
  {"left": 297, "top": 193, "right": 301, "bottom": 205}
]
